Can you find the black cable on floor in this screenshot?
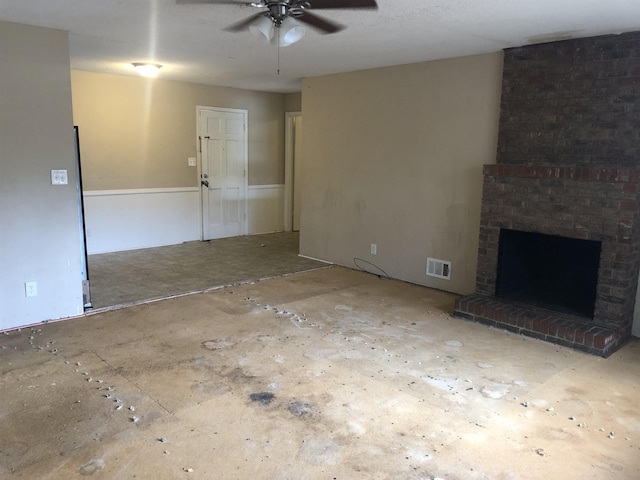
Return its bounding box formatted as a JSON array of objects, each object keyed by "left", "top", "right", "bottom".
[{"left": 353, "top": 257, "right": 390, "bottom": 280}]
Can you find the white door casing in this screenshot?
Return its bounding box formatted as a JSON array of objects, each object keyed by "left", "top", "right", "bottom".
[
  {"left": 284, "top": 112, "right": 302, "bottom": 232},
  {"left": 198, "top": 107, "right": 248, "bottom": 240},
  {"left": 293, "top": 115, "right": 303, "bottom": 231}
]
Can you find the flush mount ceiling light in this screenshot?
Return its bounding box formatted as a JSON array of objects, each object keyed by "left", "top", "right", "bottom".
[{"left": 132, "top": 63, "right": 162, "bottom": 77}]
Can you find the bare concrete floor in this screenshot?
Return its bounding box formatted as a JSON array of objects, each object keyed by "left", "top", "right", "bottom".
[{"left": 1, "top": 267, "right": 639, "bottom": 479}]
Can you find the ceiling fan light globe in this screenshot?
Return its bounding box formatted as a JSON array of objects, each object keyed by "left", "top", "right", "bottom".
[
  {"left": 249, "top": 16, "right": 274, "bottom": 41},
  {"left": 271, "top": 17, "right": 305, "bottom": 47},
  {"left": 282, "top": 25, "right": 305, "bottom": 46}
]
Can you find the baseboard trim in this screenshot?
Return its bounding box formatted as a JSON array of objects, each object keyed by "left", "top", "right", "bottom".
[{"left": 298, "top": 254, "right": 334, "bottom": 265}]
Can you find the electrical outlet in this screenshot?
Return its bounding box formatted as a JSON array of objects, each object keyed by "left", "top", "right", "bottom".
[
  {"left": 25, "top": 281, "right": 38, "bottom": 297},
  {"left": 371, "top": 243, "right": 377, "bottom": 255},
  {"left": 51, "top": 169, "right": 68, "bottom": 185}
]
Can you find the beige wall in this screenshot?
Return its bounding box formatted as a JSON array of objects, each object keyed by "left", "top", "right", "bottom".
[
  {"left": 71, "top": 70, "right": 287, "bottom": 190},
  {"left": 300, "top": 53, "right": 503, "bottom": 294},
  {"left": 0, "top": 21, "right": 84, "bottom": 328},
  {"left": 284, "top": 92, "right": 302, "bottom": 113}
]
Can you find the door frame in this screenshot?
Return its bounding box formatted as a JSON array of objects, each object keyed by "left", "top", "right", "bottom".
[
  {"left": 196, "top": 105, "right": 249, "bottom": 240},
  {"left": 74, "top": 126, "right": 92, "bottom": 310},
  {"left": 284, "top": 111, "right": 301, "bottom": 232}
]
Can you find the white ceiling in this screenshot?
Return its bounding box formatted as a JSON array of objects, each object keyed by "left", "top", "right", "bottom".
[{"left": 1, "top": 0, "right": 639, "bottom": 93}]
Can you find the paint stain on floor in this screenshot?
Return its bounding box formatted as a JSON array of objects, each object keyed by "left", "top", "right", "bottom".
[{"left": 250, "top": 392, "right": 275, "bottom": 406}]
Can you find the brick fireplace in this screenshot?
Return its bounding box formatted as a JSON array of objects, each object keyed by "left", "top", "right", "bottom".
[{"left": 454, "top": 32, "right": 640, "bottom": 356}]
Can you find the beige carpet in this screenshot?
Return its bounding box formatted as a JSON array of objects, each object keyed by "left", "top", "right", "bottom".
[{"left": 1, "top": 267, "right": 639, "bottom": 479}]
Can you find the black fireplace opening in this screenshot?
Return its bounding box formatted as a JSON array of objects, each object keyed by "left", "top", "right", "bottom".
[{"left": 495, "top": 229, "right": 602, "bottom": 318}]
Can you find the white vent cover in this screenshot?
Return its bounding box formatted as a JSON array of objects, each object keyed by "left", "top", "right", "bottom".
[{"left": 426, "top": 258, "right": 451, "bottom": 280}]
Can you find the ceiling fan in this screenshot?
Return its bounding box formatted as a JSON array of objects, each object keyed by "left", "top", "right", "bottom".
[{"left": 177, "top": 0, "right": 379, "bottom": 46}]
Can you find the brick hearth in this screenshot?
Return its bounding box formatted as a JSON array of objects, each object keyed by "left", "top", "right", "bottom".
[{"left": 455, "top": 294, "right": 619, "bottom": 356}]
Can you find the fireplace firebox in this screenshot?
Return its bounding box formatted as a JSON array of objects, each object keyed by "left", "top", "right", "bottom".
[
  {"left": 453, "top": 165, "right": 640, "bottom": 357},
  {"left": 495, "top": 229, "right": 601, "bottom": 318}
]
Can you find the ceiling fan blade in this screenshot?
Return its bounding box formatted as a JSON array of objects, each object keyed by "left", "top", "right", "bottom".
[
  {"left": 224, "top": 12, "right": 267, "bottom": 31},
  {"left": 176, "top": 0, "right": 247, "bottom": 4},
  {"left": 306, "top": 0, "right": 378, "bottom": 9},
  {"left": 296, "top": 10, "right": 343, "bottom": 34}
]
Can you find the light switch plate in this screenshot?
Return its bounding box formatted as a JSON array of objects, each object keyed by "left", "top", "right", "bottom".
[
  {"left": 51, "top": 169, "right": 68, "bottom": 185},
  {"left": 188, "top": 157, "right": 197, "bottom": 167}
]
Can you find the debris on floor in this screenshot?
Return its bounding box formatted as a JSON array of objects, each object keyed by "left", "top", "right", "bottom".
[{"left": 1, "top": 267, "right": 638, "bottom": 479}]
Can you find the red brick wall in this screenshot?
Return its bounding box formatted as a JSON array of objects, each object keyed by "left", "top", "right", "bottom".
[
  {"left": 457, "top": 32, "right": 640, "bottom": 354},
  {"left": 497, "top": 32, "right": 640, "bottom": 166},
  {"left": 477, "top": 32, "right": 640, "bottom": 332}
]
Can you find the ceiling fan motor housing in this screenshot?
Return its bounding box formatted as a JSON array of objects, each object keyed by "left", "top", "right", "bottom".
[{"left": 268, "top": 3, "right": 289, "bottom": 26}]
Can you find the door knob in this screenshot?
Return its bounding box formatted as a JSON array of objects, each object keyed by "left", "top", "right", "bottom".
[{"left": 201, "top": 180, "right": 209, "bottom": 187}]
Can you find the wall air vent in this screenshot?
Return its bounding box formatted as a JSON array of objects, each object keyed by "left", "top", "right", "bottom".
[{"left": 426, "top": 258, "right": 451, "bottom": 280}]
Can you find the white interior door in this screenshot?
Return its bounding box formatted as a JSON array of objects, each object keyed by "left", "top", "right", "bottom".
[{"left": 199, "top": 107, "right": 247, "bottom": 240}]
